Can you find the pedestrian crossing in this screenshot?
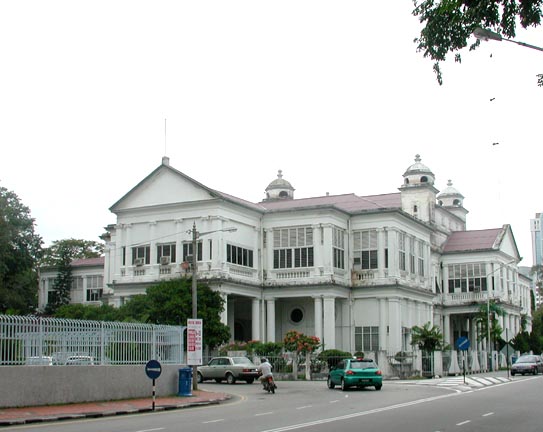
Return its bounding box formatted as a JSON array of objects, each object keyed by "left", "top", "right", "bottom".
[{"left": 435, "top": 375, "right": 511, "bottom": 389}]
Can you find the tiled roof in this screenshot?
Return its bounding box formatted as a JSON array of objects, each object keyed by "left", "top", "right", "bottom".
[
  {"left": 258, "top": 193, "right": 401, "bottom": 213},
  {"left": 71, "top": 257, "right": 105, "bottom": 267},
  {"left": 442, "top": 229, "right": 502, "bottom": 252}
]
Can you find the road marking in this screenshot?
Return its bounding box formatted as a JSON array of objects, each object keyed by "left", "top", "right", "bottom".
[
  {"left": 482, "top": 412, "right": 494, "bottom": 417},
  {"left": 136, "top": 429, "right": 165, "bottom": 432},
  {"left": 456, "top": 420, "right": 471, "bottom": 426},
  {"left": 202, "top": 419, "right": 224, "bottom": 424},
  {"left": 329, "top": 400, "right": 339, "bottom": 404},
  {"left": 296, "top": 405, "right": 312, "bottom": 410},
  {"left": 255, "top": 412, "right": 273, "bottom": 416},
  {"left": 260, "top": 392, "right": 459, "bottom": 432}
]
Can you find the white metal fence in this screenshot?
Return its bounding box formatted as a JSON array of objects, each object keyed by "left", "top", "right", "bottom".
[{"left": 0, "top": 315, "right": 185, "bottom": 366}]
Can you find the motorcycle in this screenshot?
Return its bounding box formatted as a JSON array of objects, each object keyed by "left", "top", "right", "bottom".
[{"left": 260, "top": 374, "right": 276, "bottom": 394}]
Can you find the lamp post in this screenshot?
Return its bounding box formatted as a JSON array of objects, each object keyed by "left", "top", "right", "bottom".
[
  {"left": 474, "top": 27, "right": 543, "bottom": 52},
  {"left": 187, "top": 222, "right": 237, "bottom": 390}
]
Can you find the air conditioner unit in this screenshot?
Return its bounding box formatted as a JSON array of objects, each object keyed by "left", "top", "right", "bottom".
[
  {"left": 160, "top": 256, "right": 171, "bottom": 266},
  {"left": 134, "top": 258, "right": 144, "bottom": 266}
]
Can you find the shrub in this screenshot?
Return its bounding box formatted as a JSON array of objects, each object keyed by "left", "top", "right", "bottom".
[{"left": 317, "top": 349, "right": 352, "bottom": 369}]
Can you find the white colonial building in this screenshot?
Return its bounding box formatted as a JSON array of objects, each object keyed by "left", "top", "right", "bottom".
[{"left": 96, "top": 154, "right": 531, "bottom": 358}]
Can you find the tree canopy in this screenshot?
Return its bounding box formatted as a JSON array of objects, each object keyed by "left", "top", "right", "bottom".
[
  {"left": 410, "top": 321, "right": 446, "bottom": 352},
  {"left": 0, "top": 185, "right": 43, "bottom": 314},
  {"left": 42, "top": 238, "right": 103, "bottom": 267},
  {"left": 413, "top": 0, "right": 543, "bottom": 85}
]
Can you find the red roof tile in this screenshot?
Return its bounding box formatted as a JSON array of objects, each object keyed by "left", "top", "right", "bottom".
[
  {"left": 70, "top": 257, "right": 105, "bottom": 267},
  {"left": 442, "top": 229, "right": 502, "bottom": 252}
]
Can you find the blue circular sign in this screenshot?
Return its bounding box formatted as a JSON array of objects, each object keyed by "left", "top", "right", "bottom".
[
  {"left": 455, "top": 336, "right": 470, "bottom": 351},
  {"left": 145, "top": 359, "right": 162, "bottom": 380}
]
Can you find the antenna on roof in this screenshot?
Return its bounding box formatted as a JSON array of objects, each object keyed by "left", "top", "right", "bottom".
[{"left": 164, "top": 118, "right": 167, "bottom": 155}]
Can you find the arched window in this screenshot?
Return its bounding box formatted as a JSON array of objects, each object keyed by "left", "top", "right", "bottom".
[
  {"left": 413, "top": 205, "right": 418, "bottom": 213},
  {"left": 438, "top": 200, "right": 443, "bottom": 206},
  {"left": 404, "top": 178, "right": 410, "bottom": 185},
  {"left": 453, "top": 199, "right": 461, "bottom": 206},
  {"left": 420, "top": 176, "right": 428, "bottom": 183},
  {"left": 279, "top": 191, "right": 289, "bottom": 198}
]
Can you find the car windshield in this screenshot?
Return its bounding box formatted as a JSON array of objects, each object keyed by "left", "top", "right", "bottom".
[
  {"left": 350, "top": 361, "right": 377, "bottom": 369},
  {"left": 232, "top": 357, "right": 252, "bottom": 365},
  {"left": 516, "top": 355, "right": 538, "bottom": 363}
]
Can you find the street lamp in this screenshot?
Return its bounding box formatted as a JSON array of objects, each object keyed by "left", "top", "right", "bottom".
[
  {"left": 187, "top": 222, "right": 237, "bottom": 390},
  {"left": 474, "top": 27, "right": 543, "bottom": 52}
]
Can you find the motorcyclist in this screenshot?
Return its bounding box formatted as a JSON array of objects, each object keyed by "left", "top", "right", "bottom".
[{"left": 257, "top": 357, "right": 274, "bottom": 388}]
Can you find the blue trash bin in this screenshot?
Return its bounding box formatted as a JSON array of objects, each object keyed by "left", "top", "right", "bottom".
[{"left": 178, "top": 367, "right": 193, "bottom": 396}]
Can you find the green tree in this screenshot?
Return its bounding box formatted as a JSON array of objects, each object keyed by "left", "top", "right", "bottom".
[
  {"left": 475, "top": 300, "right": 505, "bottom": 349},
  {"left": 410, "top": 322, "right": 446, "bottom": 352},
  {"left": 0, "top": 185, "right": 43, "bottom": 314},
  {"left": 44, "top": 246, "right": 73, "bottom": 314},
  {"left": 120, "top": 278, "right": 230, "bottom": 349},
  {"left": 413, "top": 0, "right": 543, "bottom": 86},
  {"left": 42, "top": 238, "right": 103, "bottom": 267}
]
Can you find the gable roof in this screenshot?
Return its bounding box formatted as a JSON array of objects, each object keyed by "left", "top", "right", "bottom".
[{"left": 442, "top": 225, "right": 520, "bottom": 259}]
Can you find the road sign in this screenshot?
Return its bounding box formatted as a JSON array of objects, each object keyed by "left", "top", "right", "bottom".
[
  {"left": 145, "top": 359, "right": 162, "bottom": 380},
  {"left": 455, "top": 336, "right": 470, "bottom": 351},
  {"left": 187, "top": 318, "right": 203, "bottom": 365}
]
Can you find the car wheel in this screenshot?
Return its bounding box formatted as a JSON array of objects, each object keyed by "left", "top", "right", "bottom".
[
  {"left": 375, "top": 384, "right": 382, "bottom": 391},
  {"left": 511, "top": 372, "right": 515, "bottom": 376},
  {"left": 534, "top": 369, "right": 538, "bottom": 376},
  {"left": 327, "top": 376, "right": 335, "bottom": 389},
  {"left": 341, "top": 379, "right": 348, "bottom": 391},
  {"left": 246, "top": 378, "right": 254, "bottom": 384},
  {"left": 226, "top": 373, "right": 236, "bottom": 384},
  {"left": 197, "top": 372, "right": 204, "bottom": 383},
  {"left": 214, "top": 378, "right": 222, "bottom": 383}
]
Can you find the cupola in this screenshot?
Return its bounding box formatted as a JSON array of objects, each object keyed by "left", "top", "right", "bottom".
[
  {"left": 437, "top": 179, "right": 468, "bottom": 223},
  {"left": 402, "top": 154, "right": 435, "bottom": 187},
  {"left": 264, "top": 170, "right": 295, "bottom": 201}
]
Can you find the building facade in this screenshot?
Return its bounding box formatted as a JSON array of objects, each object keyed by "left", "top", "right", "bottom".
[
  {"left": 39, "top": 257, "right": 105, "bottom": 310},
  {"left": 94, "top": 155, "right": 531, "bottom": 357}
]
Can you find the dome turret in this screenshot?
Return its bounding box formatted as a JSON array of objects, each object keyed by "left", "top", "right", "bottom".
[
  {"left": 402, "top": 154, "right": 435, "bottom": 186},
  {"left": 264, "top": 170, "right": 295, "bottom": 201},
  {"left": 438, "top": 180, "right": 464, "bottom": 207}
]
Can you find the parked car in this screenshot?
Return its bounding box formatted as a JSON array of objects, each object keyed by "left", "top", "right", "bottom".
[
  {"left": 511, "top": 354, "right": 543, "bottom": 376},
  {"left": 197, "top": 356, "right": 260, "bottom": 384},
  {"left": 327, "top": 357, "right": 383, "bottom": 391},
  {"left": 25, "top": 356, "right": 53, "bottom": 366},
  {"left": 65, "top": 355, "right": 95, "bottom": 365}
]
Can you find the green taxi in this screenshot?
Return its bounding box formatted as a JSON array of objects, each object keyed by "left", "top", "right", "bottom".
[{"left": 327, "top": 358, "right": 383, "bottom": 391}]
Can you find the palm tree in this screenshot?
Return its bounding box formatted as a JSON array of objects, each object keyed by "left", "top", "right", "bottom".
[{"left": 410, "top": 322, "right": 446, "bottom": 377}]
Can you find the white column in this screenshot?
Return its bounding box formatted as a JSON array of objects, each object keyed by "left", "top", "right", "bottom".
[
  {"left": 388, "top": 229, "right": 398, "bottom": 277},
  {"left": 149, "top": 221, "right": 157, "bottom": 267},
  {"left": 266, "top": 299, "right": 276, "bottom": 342},
  {"left": 227, "top": 299, "right": 235, "bottom": 341},
  {"left": 252, "top": 299, "right": 260, "bottom": 341},
  {"left": 379, "top": 298, "right": 387, "bottom": 351},
  {"left": 377, "top": 228, "right": 386, "bottom": 278},
  {"left": 313, "top": 296, "right": 323, "bottom": 344},
  {"left": 323, "top": 297, "right": 336, "bottom": 349},
  {"left": 220, "top": 292, "right": 228, "bottom": 325},
  {"left": 443, "top": 313, "right": 451, "bottom": 347},
  {"left": 388, "top": 297, "right": 401, "bottom": 353}
]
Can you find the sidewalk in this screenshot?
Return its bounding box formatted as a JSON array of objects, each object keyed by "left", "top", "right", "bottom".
[{"left": 0, "top": 390, "right": 231, "bottom": 427}]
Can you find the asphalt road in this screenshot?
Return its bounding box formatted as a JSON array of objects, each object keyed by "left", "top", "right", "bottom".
[{"left": 3, "top": 375, "right": 541, "bottom": 432}]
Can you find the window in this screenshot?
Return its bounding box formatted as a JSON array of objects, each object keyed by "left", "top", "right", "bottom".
[
  {"left": 86, "top": 275, "right": 103, "bottom": 301},
  {"left": 409, "top": 237, "right": 415, "bottom": 273},
  {"left": 72, "top": 276, "right": 83, "bottom": 291},
  {"left": 332, "top": 227, "right": 345, "bottom": 269},
  {"left": 226, "top": 244, "right": 254, "bottom": 267},
  {"left": 447, "top": 263, "right": 487, "bottom": 293},
  {"left": 398, "top": 232, "right": 406, "bottom": 271},
  {"left": 353, "top": 230, "right": 378, "bottom": 270},
  {"left": 132, "top": 245, "right": 150, "bottom": 265},
  {"left": 417, "top": 241, "right": 425, "bottom": 276},
  {"left": 122, "top": 247, "right": 126, "bottom": 266},
  {"left": 273, "top": 227, "right": 314, "bottom": 269},
  {"left": 183, "top": 242, "right": 202, "bottom": 262},
  {"left": 355, "top": 326, "right": 379, "bottom": 352},
  {"left": 157, "top": 243, "right": 176, "bottom": 264}
]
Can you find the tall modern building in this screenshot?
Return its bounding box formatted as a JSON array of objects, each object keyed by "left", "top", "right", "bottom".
[
  {"left": 88, "top": 154, "right": 531, "bottom": 357},
  {"left": 530, "top": 212, "right": 542, "bottom": 307}
]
